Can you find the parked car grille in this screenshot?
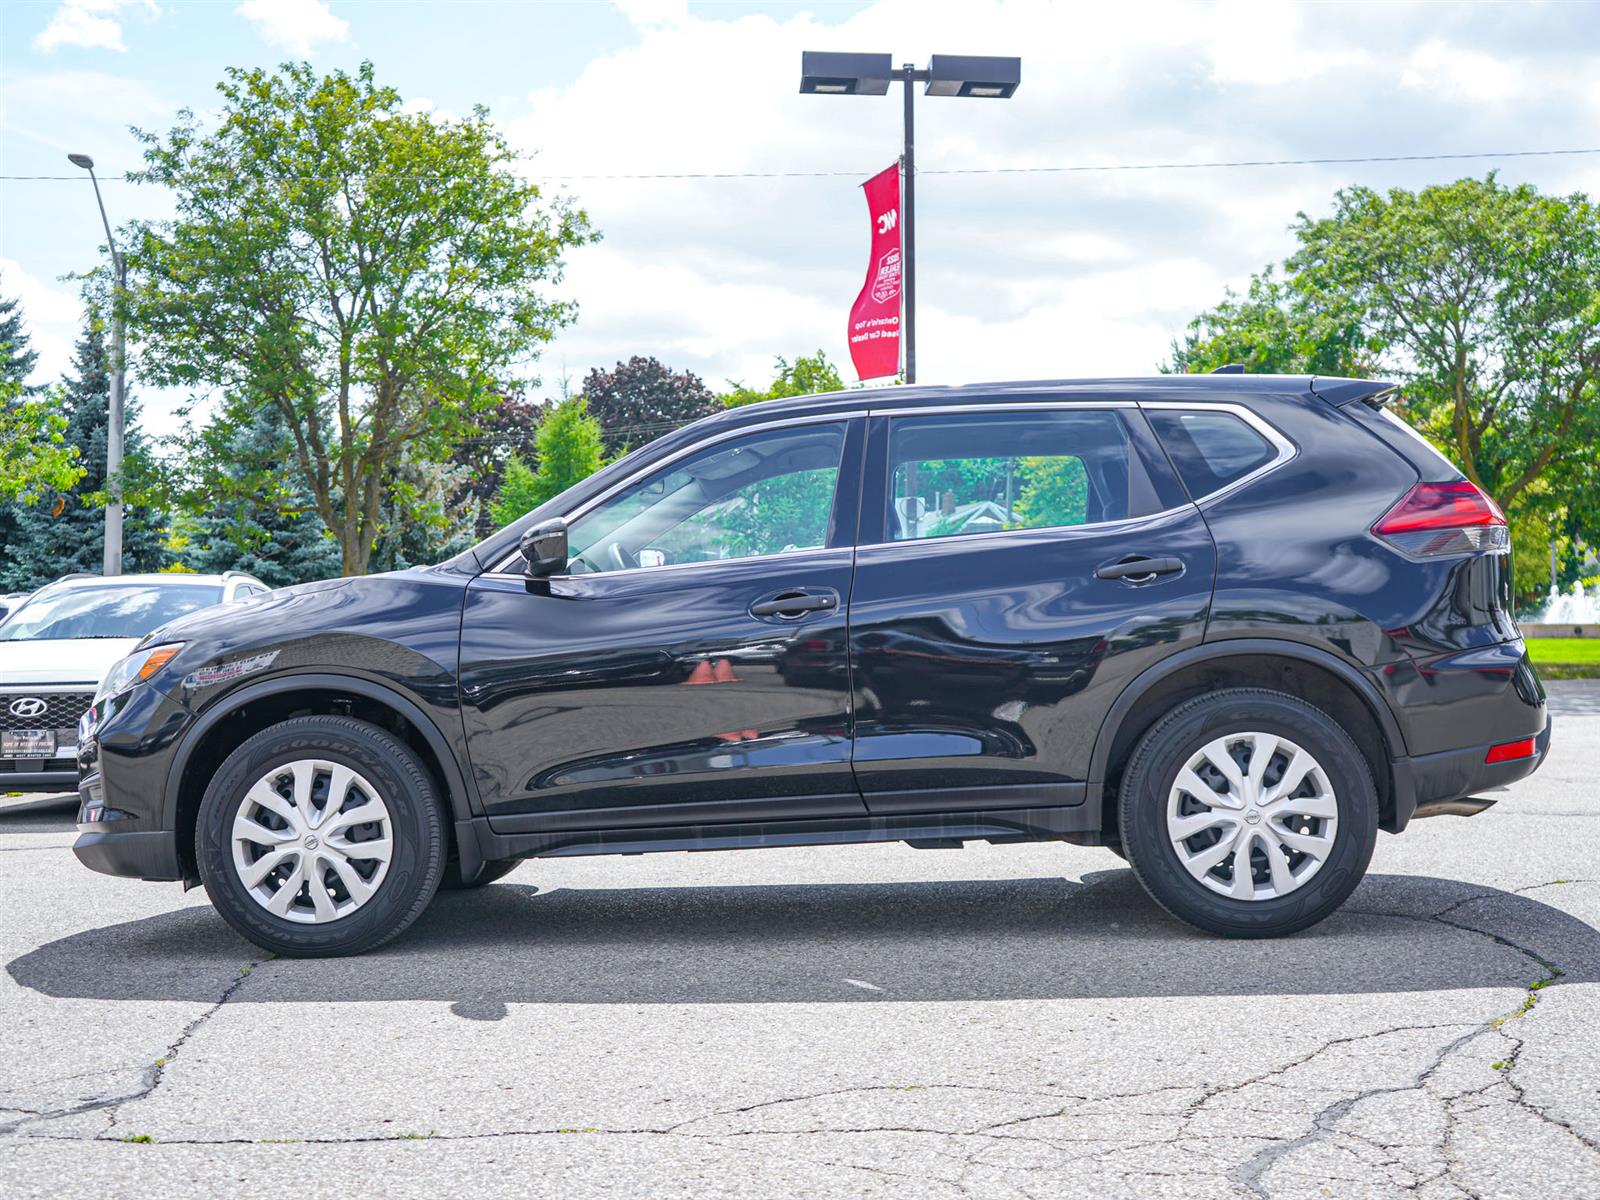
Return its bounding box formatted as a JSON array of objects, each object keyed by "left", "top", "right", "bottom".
[{"left": 0, "top": 691, "right": 94, "bottom": 740}]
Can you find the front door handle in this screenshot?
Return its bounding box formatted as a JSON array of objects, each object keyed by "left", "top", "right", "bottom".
[
  {"left": 750, "top": 589, "right": 838, "bottom": 619},
  {"left": 1095, "top": 555, "right": 1184, "bottom": 582}
]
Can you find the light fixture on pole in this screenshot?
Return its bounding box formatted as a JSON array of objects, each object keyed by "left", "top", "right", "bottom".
[
  {"left": 67, "top": 152, "right": 127, "bottom": 577},
  {"left": 800, "top": 51, "right": 1021, "bottom": 385}
]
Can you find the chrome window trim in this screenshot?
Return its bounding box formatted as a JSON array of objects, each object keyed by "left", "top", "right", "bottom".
[
  {"left": 487, "top": 411, "right": 865, "bottom": 576},
  {"left": 856, "top": 507, "right": 1196, "bottom": 555},
  {"left": 876, "top": 400, "right": 1137, "bottom": 417},
  {"left": 1137, "top": 401, "right": 1298, "bottom": 507},
  {"left": 490, "top": 543, "right": 852, "bottom": 583},
  {"left": 485, "top": 398, "right": 1294, "bottom": 576}
]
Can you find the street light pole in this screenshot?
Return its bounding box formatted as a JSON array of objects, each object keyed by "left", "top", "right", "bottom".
[
  {"left": 68, "top": 153, "right": 124, "bottom": 577},
  {"left": 800, "top": 52, "right": 1019, "bottom": 388},
  {"left": 900, "top": 63, "right": 918, "bottom": 385}
]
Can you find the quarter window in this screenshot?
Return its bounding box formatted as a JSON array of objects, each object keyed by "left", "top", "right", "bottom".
[
  {"left": 1145, "top": 409, "right": 1277, "bottom": 498},
  {"left": 885, "top": 409, "right": 1135, "bottom": 541},
  {"left": 565, "top": 422, "right": 847, "bottom": 574}
]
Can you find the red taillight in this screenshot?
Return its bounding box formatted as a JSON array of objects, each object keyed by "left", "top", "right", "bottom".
[
  {"left": 1485, "top": 737, "right": 1536, "bottom": 764},
  {"left": 1372, "top": 481, "right": 1509, "bottom": 557}
]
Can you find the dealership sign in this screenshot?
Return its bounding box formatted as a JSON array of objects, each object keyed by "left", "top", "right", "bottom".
[{"left": 847, "top": 164, "right": 902, "bottom": 381}]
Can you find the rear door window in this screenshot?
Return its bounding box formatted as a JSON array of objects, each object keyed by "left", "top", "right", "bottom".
[
  {"left": 884, "top": 408, "right": 1139, "bottom": 541},
  {"left": 1144, "top": 409, "right": 1278, "bottom": 499}
]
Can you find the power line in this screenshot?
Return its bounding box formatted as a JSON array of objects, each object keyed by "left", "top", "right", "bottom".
[{"left": 3, "top": 147, "right": 1597, "bottom": 183}]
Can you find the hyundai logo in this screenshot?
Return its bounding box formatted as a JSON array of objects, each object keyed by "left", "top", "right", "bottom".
[{"left": 8, "top": 697, "right": 48, "bottom": 719}]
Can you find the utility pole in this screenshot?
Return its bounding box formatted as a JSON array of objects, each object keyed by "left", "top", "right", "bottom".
[
  {"left": 900, "top": 63, "right": 919, "bottom": 385},
  {"left": 68, "top": 152, "right": 124, "bottom": 576},
  {"left": 800, "top": 53, "right": 1020, "bottom": 389}
]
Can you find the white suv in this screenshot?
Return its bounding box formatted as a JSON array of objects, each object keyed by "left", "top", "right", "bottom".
[{"left": 0, "top": 572, "right": 268, "bottom": 792}]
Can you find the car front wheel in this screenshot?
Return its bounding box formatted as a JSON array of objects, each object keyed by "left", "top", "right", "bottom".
[
  {"left": 196, "top": 715, "right": 446, "bottom": 957},
  {"left": 1117, "top": 687, "right": 1378, "bottom": 938}
]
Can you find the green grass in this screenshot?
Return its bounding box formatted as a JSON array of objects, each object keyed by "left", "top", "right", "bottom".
[{"left": 1525, "top": 638, "right": 1600, "bottom": 664}]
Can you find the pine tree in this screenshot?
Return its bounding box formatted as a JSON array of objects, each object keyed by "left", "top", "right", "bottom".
[
  {"left": 181, "top": 403, "right": 342, "bottom": 586},
  {"left": 1, "top": 310, "right": 167, "bottom": 590},
  {"left": 0, "top": 285, "right": 39, "bottom": 388}
]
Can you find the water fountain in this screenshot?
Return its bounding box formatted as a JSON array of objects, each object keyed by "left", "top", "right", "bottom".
[{"left": 1526, "top": 581, "right": 1600, "bottom": 633}]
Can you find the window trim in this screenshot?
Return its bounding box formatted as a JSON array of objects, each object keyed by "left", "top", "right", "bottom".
[
  {"left": 486, "top": 399, "right": 1294, "bottom": 575},
  {"left": 1137, "top": 401, "right": 1297, "bottom": 506},
  {"left": 488, "top": 411, "right": 865, "bottom": 576},
  {"left": 868, "top": 401, "right": 1166, "bottom": 549}
]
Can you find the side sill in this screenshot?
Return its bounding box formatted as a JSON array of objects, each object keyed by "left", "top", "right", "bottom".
[
  {"left": 458, "top": 804, "right": 1100, "bottom": 862},
  {"left": 863, "top": 781, "right": 1086, "bottom": 815}
]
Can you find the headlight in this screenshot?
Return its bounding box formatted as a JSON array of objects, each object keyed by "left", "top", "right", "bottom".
[{"left": 95, "top": 643, "right": 185, "bottom": 704}]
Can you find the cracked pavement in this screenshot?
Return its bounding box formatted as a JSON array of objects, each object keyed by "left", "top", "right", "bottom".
[{"left": 2, "top": 698, "right": 1598, "bottom": 1197}]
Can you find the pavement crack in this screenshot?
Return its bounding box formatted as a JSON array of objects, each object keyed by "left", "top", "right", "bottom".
[
  {"left": 1230, "top": 1026, "right": 1492, "bottom": 1200},
  {"left": 1, "top": 957, "right": 269, "bottom": 1142}
]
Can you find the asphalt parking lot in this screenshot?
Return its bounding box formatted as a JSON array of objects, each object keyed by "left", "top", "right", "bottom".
[{"left": 3, "top": 683, "right": 1597, "bottom": 1198}]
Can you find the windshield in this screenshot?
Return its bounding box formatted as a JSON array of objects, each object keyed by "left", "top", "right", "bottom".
[{"left": 0, "top": 584, "right": 224, "bottom": 641}]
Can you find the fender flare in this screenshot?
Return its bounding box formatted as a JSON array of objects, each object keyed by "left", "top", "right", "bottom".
[
  {"left": 1085, "top": 638, "right": 1409, "bottom": 796},
  {"left": 162, "top": 671, "right": 478, "bottom": 833}
]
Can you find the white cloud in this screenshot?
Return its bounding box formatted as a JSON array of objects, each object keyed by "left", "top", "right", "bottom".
[
  {"left": 612, "top": 0, "right": 689, "bottom": 31},
  {"left": 497, "top": 0, "right": 1600, "bottom": 390},
  {"left": 32, "top": 0, "right": 159, "bottom": 54},
  {"left": 235, "top": 0, "right": 349, "bottom": 57}
]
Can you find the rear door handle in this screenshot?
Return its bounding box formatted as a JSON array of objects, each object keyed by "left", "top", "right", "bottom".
[
  {"left": 750, "top": 589, "right": 839, "bottom": 619},
  {"left": 1095, "top": 555, "right": 1183, "bottom": 582}
]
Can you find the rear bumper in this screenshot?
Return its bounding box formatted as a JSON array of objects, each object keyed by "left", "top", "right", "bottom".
[{"left": 1390, "top": 715, "right": 1551, "bottom": 832}]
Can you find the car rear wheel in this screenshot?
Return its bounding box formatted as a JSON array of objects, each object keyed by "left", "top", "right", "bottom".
[
  {"left": 196, "top": 716, "right": 446, "bottom": 957},
  {"left": 1117, "top": 688, "right": 1377, "bottom": 938}
]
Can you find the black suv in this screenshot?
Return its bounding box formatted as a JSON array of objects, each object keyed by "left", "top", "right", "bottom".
[{"left": 74, "top": 376, "right": 1550, "bottom": 956}]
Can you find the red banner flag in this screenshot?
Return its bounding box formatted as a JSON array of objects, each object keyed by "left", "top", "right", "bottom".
[{"left": 847, "top": 164, "right": 902, "bottom": 381}]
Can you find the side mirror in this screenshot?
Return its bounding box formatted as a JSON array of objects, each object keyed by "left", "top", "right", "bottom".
[{"left": 519, "top": 519, "right": 568, "bottom": 579}]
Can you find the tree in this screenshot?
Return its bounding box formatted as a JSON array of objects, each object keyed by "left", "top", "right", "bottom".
[
  {"left": 0, "top": 284, "right": 40, "bottom": 388},
  {"left": 489, "top": 397, "right": 604, "bottom": 528},
  {"left": 127, "top": 61, "right": 595, "bottom": 575},
  {"left": 1, "top": 310, "right": 165, "bottom": 589},
  {"left": 1, "top": 384, "right": 88, "bottom": 507},
  {"left": 449, "top": 386, "right": 545, "bottom": 537},
  {"left": 1, "top": 282, "right": 83, "bottom": 524},
  {"left": 180, "top": 403, "right": 341, "bottom": 586},
  {"left": 580, "top": 356, "right": 717, "bottom": 457},
  {"left": 369, "top": 453, "right": 480, "bottom": 573},
  {"left": 1013, "top": 456, "right": 1089, "bottom": 530},
  {"left": 723, "top": 351, "right": 845, "bottom": 407},
  {"left": 1174, "top": 177, "right": 1599, "bottom": 518},
  {"left": 1172, "top": 176, "right": 1600, "bottom": 598}
]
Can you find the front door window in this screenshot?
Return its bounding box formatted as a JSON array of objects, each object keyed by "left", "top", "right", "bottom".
[{"left": 566, "top": 422, "right": 848, "bottom": 574}]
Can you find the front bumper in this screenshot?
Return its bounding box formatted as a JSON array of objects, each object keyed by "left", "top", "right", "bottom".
[
  {"left": 71, "top": 681, "right": 197, "bottom": 881},
  {"left": 73, "top": 826, "right": 183, "bottom": 881}
]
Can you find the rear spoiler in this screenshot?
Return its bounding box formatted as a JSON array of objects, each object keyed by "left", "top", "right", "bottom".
[{"left": 1310, "top": 378, "right": 1400, "bottom": 408}]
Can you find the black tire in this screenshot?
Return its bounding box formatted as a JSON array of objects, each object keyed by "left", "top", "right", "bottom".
[
  {"left": 1117, "top": 687, "right": 1377, "bottom": 938},
  {"left": 438, "top": 856, "right": 521, "bottom": 891},
  {"left": 196, "top": 716, "right": 447, "bottom": 957}
]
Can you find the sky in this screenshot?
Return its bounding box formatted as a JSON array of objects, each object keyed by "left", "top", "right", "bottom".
[{"left": 2, "top": 0, "right": 1598, "bottom": 444}]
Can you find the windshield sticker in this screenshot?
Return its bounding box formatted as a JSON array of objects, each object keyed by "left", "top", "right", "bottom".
[{"left": 183, "top": 651, "right": 279, "bottom": 690}]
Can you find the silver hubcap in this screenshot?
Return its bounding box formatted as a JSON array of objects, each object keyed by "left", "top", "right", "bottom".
[
  {"left": 1166, "top": 732, "right": 1339, "bottom": 901},
  {"left": 231, "top": 759, "right": 394, "bottom": 924}
]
